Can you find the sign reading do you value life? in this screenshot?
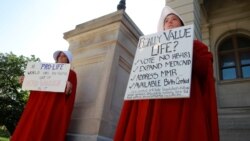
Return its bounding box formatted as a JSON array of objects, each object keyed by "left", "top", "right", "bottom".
[
  {"left": 22, "top": 62, "right": 71, "bottom": 92},
  {"left": 124, "top": 24, "right": 194, "bottom": 100}
]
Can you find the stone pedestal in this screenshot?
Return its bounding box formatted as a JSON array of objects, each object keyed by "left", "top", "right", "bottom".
[{"left": 63, "top": 10, "right": 142, "bottom": 141}]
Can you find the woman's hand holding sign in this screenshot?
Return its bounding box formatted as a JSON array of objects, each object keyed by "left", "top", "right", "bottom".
[{"left": 65, "top": 81, "right": 73, "bottom": 95}]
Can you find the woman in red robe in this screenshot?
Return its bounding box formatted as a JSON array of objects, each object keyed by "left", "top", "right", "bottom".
[
  {"left": 11, "top": 50, "right": 77, "bottom": 141},
  {"left": 114, "top": 6, "right": 219, "bottom": 141}
]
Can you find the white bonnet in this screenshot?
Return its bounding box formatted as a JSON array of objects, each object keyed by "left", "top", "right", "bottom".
[
  {"left": 53, "top": 50, "right": 73, "bottom": 63},
  {"left": 157, "top": 6, "right": 185, "bottom": 32}
]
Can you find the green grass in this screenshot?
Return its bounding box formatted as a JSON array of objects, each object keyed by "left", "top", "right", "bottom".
[{"left": 0, "top": 137, "right": 9, "bottom": 141}]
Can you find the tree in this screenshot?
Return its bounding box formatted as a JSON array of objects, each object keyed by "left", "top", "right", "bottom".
[{"left": 0, "top": 52, "right": 40, "bottom": 135}]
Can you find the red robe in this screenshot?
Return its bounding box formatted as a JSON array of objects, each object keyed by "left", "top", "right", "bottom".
[
  {"left": 11, "top": 70, "right": 77, "bottom": 141},
  {"left": 114, "top": 40, "right": 219, "bottom": 141}
]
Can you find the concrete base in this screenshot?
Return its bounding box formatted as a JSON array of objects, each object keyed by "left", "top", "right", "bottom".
[{"left": 67, "top": 134, "right": 112, "bottom": 141}]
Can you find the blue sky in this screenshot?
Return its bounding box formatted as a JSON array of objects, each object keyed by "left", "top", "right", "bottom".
[{"left": 1, "top": 0, "right": 165, "bottom": 62}]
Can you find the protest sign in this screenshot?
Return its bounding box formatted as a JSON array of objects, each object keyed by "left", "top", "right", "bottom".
[
  {"left": 22, "top": 62, "right": 71, "bottom": 92},
  {"left": 124, "top": 24, "right": 194, "bottom": 100}
]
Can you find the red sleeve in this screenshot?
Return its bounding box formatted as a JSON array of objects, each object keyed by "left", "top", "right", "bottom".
[
  {"left": 192, "top": 40, "right": 213, "bottom": 81},
  {"left": 193, "top": 40, "right": 220, "bottom": 141},
  {"left": 68, "top": 70, "right": 77, "bottom": 97},
  {"left": 64, "top": 70, "right": 77, "bottom": 124}
]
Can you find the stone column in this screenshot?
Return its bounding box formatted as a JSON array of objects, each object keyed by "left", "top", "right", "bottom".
[
  {"left": 64, "top": 10, "right": 143, "bottom": 141},
  {"left": 166, "top": 0, "right": 202, "bottom": 40}
]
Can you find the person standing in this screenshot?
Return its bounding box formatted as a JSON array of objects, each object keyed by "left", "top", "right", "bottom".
[
  {"left": 11, "top": 50, "right": 77, "bottom": 141},
  {"left": 114, "top": 6, "right": 219, "bottom": 141}
]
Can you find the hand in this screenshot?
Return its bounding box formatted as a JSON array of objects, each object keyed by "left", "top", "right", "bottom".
[{"left": 65, "top": 81, "right": 72, "bottom": 95}]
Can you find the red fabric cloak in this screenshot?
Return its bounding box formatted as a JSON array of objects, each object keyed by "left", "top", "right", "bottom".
[
  {"left": 114, "top": 40, "right": 219, "bottom": 141},
  {"left": 11, "top": 70, "right": 77, "bottom": 141}
]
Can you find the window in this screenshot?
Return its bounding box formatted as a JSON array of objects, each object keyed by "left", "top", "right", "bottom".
[{"left": 218, "top": 35, "right": 250, "bottom": 80}]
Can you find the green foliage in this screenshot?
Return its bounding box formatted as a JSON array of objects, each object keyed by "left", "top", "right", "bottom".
[
  {"left": 0, "top": 126, "right": 10, "bottom": 137},
  {"left": 0, "top": 52, "right": 40, "bottom": 134}
]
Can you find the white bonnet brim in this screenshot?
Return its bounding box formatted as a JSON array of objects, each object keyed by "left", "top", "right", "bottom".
[
  {"left": 157, "top": 6, "right": 185, "bottom": 32},
  {"left": 53, "top": 50, "right": 73, "bottom": 63}
]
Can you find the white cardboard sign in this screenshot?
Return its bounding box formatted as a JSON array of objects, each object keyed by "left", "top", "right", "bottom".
[
  {"left": 22, "top": 62, "right": 71, "bottom": 92},
  {"left": 124, "top": 24, "right": 194, "bottom": 100}
]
